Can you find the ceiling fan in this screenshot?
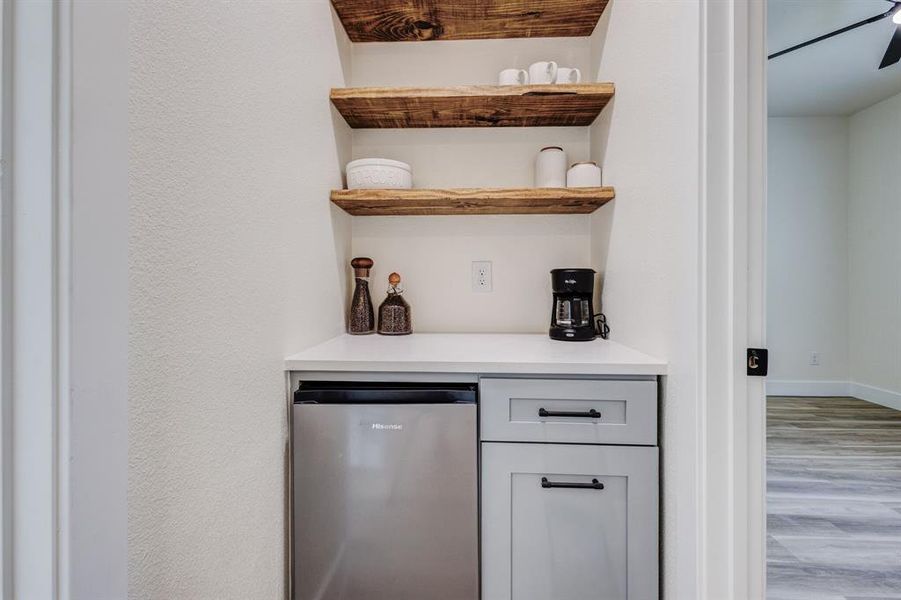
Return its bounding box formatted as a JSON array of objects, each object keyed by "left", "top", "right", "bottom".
[{"left": 769, "top": 0, "right": 901, "bottom": 69}]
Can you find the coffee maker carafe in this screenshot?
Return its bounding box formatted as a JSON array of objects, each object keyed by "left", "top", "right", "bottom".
[{"left": 550, "top": 268, "right": 599, "bottom": 341}]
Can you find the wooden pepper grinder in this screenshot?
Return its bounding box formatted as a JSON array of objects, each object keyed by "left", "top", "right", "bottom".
[
  {"left": 348, "top": 257, "right": 375, "bottom": 335},
  {"left": 377, "top": 272, "right": 412, "bottom": 335}
]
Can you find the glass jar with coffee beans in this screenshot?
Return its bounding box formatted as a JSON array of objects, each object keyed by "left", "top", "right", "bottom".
[
  {"left": 377, "top": 272, "right": 412, "bottom": 336},
  {"left": 348, "top": 257, "right": 375, "bottom": 335}
]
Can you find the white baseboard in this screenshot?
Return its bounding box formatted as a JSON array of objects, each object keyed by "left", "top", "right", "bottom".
[
  {"left": 766, "top": 380, "right": 851, "bottom": 397},
  {"left": 767, "top": 379, "right": 901, "bottom": 411},
  {"left": 850, "top": 382, "right": 901, "bottom": 412}
]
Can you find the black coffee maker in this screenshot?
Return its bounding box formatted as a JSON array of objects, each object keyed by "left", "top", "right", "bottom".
[{"left": 549, "top": 269, "right": 607, "bottom": 341}]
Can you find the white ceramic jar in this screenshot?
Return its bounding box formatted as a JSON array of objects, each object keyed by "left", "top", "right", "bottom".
[
  {"left": 566, "top": 161, "right": 602, "bottom": 187},
  {"left": 534, "top": 146, "right": 568, "bottom": 188},
  {"left": 346, "top": 158, "right": 413, "bottom": 189}
]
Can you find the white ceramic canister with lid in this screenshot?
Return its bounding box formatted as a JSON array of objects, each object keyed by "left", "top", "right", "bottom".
[
  {"left": 566, "top": 161, "right": 602, "bottom": 187},
  {"left": 534, "top": 146, "right": 568, "bottom": 188}
]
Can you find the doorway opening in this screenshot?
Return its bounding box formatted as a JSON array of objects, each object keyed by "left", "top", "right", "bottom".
[{"left": 766, "top": 1, "right": 901, "bottom": 597}]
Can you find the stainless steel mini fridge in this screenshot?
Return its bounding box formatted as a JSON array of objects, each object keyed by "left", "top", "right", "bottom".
[{"left": 292, "top": 382, "right": 478, "bottom": 600}]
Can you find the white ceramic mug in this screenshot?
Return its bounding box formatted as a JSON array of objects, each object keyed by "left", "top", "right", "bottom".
[
  {"left": 566, "top": 161, "right": 602, "bottom": 187},
  {"left": 556, "top": 67, "right": 582, "bottom": 84},
  {"left": 535, "top": 146, "right": 568, "bottom": 188},
  {"left": 528, "top": 61, "right": 558, "bottom": 85},
  {"left": 498, "top": 68, "right": 528, "bottom": 86}
]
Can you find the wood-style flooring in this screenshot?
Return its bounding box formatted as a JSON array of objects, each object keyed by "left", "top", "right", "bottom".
[{"left": 768, "top": 396, "right": 901, "bottom": 600}]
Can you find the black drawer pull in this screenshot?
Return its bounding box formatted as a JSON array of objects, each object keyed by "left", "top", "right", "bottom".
[
  {"left": 538, "top": 407, "right": 601, "bottom": 419},
  {"left": 541, "top": 477, "right": 604, "bottom": 490}
]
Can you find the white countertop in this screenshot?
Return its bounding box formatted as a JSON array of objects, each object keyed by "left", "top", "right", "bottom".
[{"left": 285, "top": 333, "right": 666, "bottom": 376}]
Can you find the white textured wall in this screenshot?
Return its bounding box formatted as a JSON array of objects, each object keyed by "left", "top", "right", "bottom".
[
  {"left": 354, "top": 215, "right": 590, "bottom": 333},
  {"left": 349, "top": 38, "right": 592, "bottom": 332},
  {"left": 587, "top": 2, "right": 701, "bottom": 598},
  {"left": 763, "top": 104, "right": 901, "bottom": 406},
  {"left": 849, "top": 92, "right": 901, "bottom": 398},
  {"left": 129, "top": 2, "right": 351, "bottom": 597},
  {"left": 766, "top": 117, "right": 850, "bottom": 384}
]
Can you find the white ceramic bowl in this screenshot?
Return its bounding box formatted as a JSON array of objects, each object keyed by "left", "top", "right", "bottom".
[{"left": 346, "top": 158, "right": 412, "bottom": 190}]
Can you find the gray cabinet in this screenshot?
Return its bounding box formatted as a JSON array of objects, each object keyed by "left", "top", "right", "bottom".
[
  {"left": 481, "top": 443, "right": 658, "bottom": 600},
  {"left": 480, "top": 376, "right": 659, "bottom": 600}
]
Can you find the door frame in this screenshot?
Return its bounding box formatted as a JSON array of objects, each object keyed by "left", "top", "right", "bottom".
[
  {"left": 1, "top": 1, "right": 68, "bottom": 596},
  {"left": 699, "top": 0, "right": 767, "bottom": 598},
  {"left": 1, "top": 1, "right": 128, "bottom": 598}
]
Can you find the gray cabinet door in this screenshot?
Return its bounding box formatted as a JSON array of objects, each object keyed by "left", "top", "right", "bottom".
[
  {"left": 480, "top": 378, "right": 657, "bottom": 445},
  {"left": 481, "top": 443, "right": 658, "bottom": 600}
]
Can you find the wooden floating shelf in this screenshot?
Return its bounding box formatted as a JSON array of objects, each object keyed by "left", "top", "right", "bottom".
[
  {"left": 330, "top": 84, "right": 615, "bottom": 129},
  {"left": 331, "top": 0, "right": 609, "bottom": 42},
  {"left": 331, "top": 187, "right": 615, "bottom": 216}
]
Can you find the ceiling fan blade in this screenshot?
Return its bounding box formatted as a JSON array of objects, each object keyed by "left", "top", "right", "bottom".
[
  {"left": 769, "top": 9, "right": 893, "bottom": 60},
  {"left": 879, "top": 25, "right": 901, "bottom": 68}
]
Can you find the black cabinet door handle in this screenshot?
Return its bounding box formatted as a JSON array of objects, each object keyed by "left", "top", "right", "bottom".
[
  {"left": 541, "top": 477, "right": 605, "bottom": 490},
  {"left": 538, "top": 407, "right": 601, "bottom": 419}
]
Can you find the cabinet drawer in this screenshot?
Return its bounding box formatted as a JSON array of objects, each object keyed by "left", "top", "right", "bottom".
[
  {"left": 481, "top": 443, "right": 658, "bottom": 600},
  {"left": 479, "top": 378, "right": 657, "bottom": 445}
]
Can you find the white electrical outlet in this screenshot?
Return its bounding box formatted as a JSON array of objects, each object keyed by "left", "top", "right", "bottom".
[
  {"left": 471, "top": 261, "right": 492, "bottom": 293},
  {"left": 809, "top": 352, "right": 820, "bottom": 366}
]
